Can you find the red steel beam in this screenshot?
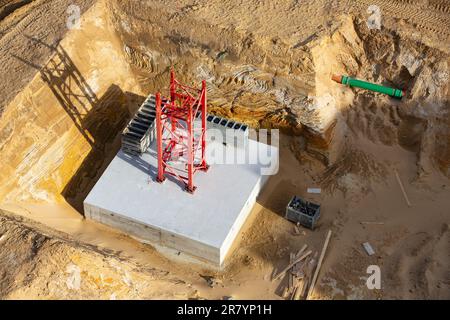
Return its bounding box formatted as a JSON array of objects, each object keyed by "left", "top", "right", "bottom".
[
  {"left": 155, "top": 93, "right": 165, "bottom": 184},
  {"left": 154, "top": 69, "right": 209, "bottom": 194}
]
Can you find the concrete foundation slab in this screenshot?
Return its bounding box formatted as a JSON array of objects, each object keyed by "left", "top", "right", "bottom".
[{"left": 84, "top": 139, "right": 278, "bottom": 266}]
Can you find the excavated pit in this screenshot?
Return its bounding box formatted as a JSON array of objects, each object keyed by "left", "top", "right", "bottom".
[
  {"left": 0, "top": 0, "right": 449, "bottom": 299},
  {"left": 1, "top": 1, "right": 448, "bottom": 206}
]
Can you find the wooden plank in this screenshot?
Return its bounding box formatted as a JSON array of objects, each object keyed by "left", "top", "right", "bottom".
[
  {"left": 290, "top": 279, "right": 297, "bottom": 300},
  {"left": 288, "top": 253, "right": 294, "bottom": 290},
  {"left": 301, "top": 256, "right": 315, "bottom": 300},
  {"left": 281, "top": 286, "right": 290, "bottom": 299},
  {"left": 273, "top": 250, "right": 312, "bottom": 281},
  {"left": 395, "top": 169, "right": 412, "bottom": 207},
  {"left": 307, "top": 230, "right": 332, "bottom": 299},
  {"left": 270, "top": 267, "right": 278, "bottom": 280},
  {"left": 294, "top": 278, "right": 306, "bottom": 300},
  {"left": 300, "top": 276, "right": 308, "bottom": 299},
  {"left": 295, "top": 244, "right": 308, "bottom": 259},
  {"left": 360, "top": 221, "right": 385, "bottom": 225}
]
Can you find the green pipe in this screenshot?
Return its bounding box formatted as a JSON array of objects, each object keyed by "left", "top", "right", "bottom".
[{"left": 332, "top": 75, "right": 405, "bottom": 99}]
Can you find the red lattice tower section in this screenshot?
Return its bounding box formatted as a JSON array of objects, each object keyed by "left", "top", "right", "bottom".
[{"left": 155, "top": 69, "right": 209, "bottom": 194}]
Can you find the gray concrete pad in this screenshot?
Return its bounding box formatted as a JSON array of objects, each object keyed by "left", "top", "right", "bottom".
[{"left": 84, "top": 139, "right": 278, "bottom": 266}]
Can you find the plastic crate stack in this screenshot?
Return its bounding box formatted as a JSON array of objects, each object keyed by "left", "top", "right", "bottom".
[
  {"left": 121, "top": 95, "right": 158, "bottom": 155},
  {"left": 285, "top": 196, "right": 321, "bottom": 230}
]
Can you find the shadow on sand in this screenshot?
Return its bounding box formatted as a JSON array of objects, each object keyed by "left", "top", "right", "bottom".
[{"left": 12, "top": 37, "right": 146, "bottom": 214}]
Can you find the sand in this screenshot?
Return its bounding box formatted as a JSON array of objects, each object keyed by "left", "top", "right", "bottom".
[{"left": 0, "top": 0, "right": 449, "bottom": 299}]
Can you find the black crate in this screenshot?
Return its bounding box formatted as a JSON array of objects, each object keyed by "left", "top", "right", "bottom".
[{"left": 285, "top": 196, "right": 321, "bottom": 230}]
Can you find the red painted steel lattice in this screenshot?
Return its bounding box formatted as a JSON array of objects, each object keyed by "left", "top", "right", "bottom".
[{"left": 155, "top": 70, "right": 209, "bottom": 193}]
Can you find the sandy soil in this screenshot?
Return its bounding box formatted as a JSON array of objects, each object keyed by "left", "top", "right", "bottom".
[
  {"left": 0, "top": 0, "right": 449, "bottom": 299},
  {"left": 0, "top": 0, "right": 95, "bottom": 115}
]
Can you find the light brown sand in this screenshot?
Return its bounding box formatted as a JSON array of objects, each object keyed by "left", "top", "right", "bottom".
[{"left": 0, "top": 0, "right": 449, "bottom": 299}]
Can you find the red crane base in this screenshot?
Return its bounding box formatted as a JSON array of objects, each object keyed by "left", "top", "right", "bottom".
[{"left": 154, "top": 70, "right": 209, "bottom": 194}]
